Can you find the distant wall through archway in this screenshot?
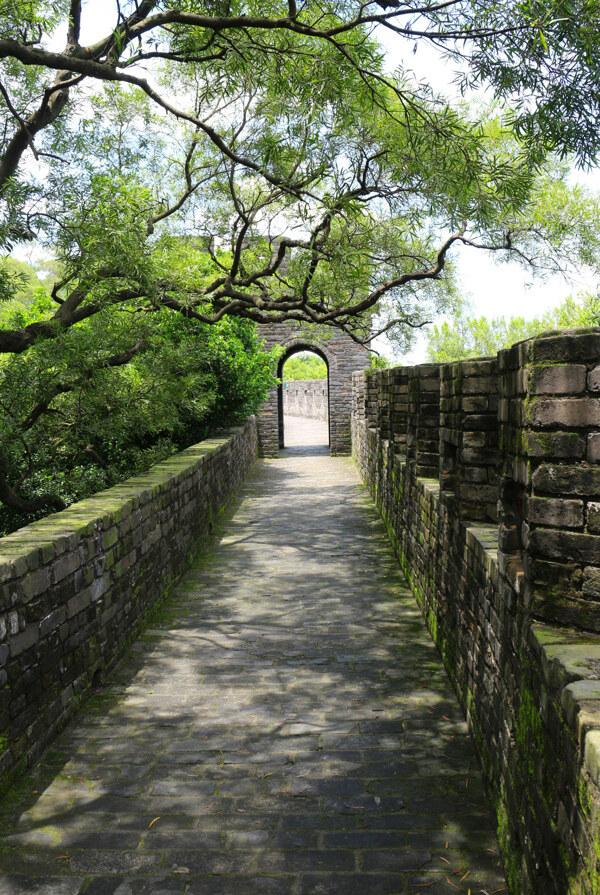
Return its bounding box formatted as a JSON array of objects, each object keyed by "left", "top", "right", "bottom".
[{"left": 257, "top": 323, "right": 370, "bottom": 456}]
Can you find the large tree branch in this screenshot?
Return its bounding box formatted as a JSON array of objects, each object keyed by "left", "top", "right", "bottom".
[
  {"left": 0, "top": 451, "right": 66, "bottom": 512},
  {"left": 0, "top": 70, "right": 71, "bottom": 191},
  {"left": 18, "top": 338, "right": 146, "bottom": 432}
]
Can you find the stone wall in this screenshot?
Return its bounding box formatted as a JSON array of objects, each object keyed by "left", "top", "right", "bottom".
[
  {"left": 0, "top": 420, "right": 258, "bottom": 789},
  {"left": 282, "top": 379, "right": 328, "bottom": 420},
  {"left": 352, "top": 329, "right": 600, "bottom": 895},
  {"left": 257, "top": 322, "right": 369, "bottom": 455}
]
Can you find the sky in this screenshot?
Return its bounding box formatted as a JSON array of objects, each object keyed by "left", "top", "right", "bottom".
[
  {"left": 29, "top": 2, "right": 600, "bottom": 363},
  {"left": 375, "top": 25, "right": 600, "bottom": 361}
]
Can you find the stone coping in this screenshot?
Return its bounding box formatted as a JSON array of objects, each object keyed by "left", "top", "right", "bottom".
[
  {"left": 530, "top": 622, "right": 600, "bottom": 786},
  {"left": 0, "top": 431, "right": 240, "bottom": 583}
]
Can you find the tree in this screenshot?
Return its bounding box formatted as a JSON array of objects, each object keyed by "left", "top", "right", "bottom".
[
  {"left": 282, "top": 352, "right": 328, "bottom": 380},
  {"left": 0, "top": 290, "right": 276, "bottom": 531},
  {"left": 1, "top": 3, "right": 600, "bottom": 341},
  {"left": 1, "top": 1, "right": 600, "bottom": 515},
  {"left": 426, "top": 292, "right": 600, "bottom": 362}
]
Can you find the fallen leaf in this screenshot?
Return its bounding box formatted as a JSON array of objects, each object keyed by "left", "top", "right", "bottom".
[
  {"left": 148, "top": 816, "right": 160, "bottom": 828},
  {"left": 460, "top": 870, "right": 470, "bottom": 882},
  {"left": 445, "top": 877, "right": 460, "bottom": 890},
  {"left": 204, "top": 801, "right": 216, "bottom": 809}
]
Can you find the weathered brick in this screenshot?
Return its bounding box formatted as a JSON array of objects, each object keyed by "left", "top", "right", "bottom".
[
  {"left": 589, "top": 503, "right": 600, "bottom": 535},
  {"left": 528, "top": 498, "right": 584, "bottom": 529},
  {"left": 51, "top": 552, "right": 81, "bottom": 584},
  {"left": 39, "top": 606, "right": 66, "bottom": 638},
  {"left": 533, "top": 332, "right": 600, "bottom": 363},
  {"left": 463, "top": 376, "right": 498, "bottom": 394},
  {"left": 583, "top": 567, "right": 600, "bottom": 597},
  {"left": 9, "top": 625, "right": 39, "bottom": 657},
  {"left": 529, "top": 398, "right": 600, "bottom": 428},
  {"left": 528, "top": 529, "right": 600, "bottom": 563},
  {"left": 532, "top": 465, "right": 600, "bottom": 496},
  {"left": 588, "top": 365, "right": 600, "bottom": 391},
  {"left": 21, "top": 567, "right": 50, "bottom": 602},
  {"left": 528, "top": 431, "right": 586, "bottom": 459},
  {"left": 589, "top": 433, "right": 600, "bottom": 463},
  {"left": 530, "top": 364, "right": 587, "bottom": 395},
  {"left": 102, "top": 527, "right": 118, "bottom": 550}
]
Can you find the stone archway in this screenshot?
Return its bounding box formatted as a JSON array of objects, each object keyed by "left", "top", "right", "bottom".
[
  {"left": 277, "top": 343, "right": 330, "bottom": 449},
  {"left": 256, "top": 323, "right": 370, "bottom": 456}
]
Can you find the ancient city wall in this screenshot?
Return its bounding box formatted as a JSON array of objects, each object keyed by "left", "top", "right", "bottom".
[
  {"left": 282, "top": 379, "right": 328, "bottom": 420},
  {"left": 352, "top": 330, "right": 600, "bottom": 895},
  {"left": 0, "top": 420, "right": 258, "bottom": 790}
]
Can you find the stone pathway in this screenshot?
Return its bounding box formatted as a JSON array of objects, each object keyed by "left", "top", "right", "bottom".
[
  {"left": 283, "top": 415, "right": 328, "bottom": 448},
  {"left": 0, "top": 447, "right": 507, "bottom": 895}
]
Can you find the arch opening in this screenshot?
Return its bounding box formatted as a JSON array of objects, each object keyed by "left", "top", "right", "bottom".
[{"left": 278, "top": 346, "right": 330, "bottom": 451}]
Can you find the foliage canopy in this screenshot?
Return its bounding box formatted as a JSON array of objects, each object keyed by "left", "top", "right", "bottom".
[
  {"left": 0, "top": 1, "right": 600, "bottom": 514},
  {"left": 282, "top": 351, "right": 328, "bottom": 380}
]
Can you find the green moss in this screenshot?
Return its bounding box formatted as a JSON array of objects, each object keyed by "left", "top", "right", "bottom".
[
  {"left": 0, "top": 735, "right": 7, "bottom": 755},
  {"left": 496, "top": 793, "right": 522, "bottom": 892},
  {"left": 516, "top": 686, "right": 544, "bottom": 777}
]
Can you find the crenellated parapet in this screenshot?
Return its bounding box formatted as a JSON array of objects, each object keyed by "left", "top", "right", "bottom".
[{"left": 352, "top": 327, "right": 600, "bottom": 895}]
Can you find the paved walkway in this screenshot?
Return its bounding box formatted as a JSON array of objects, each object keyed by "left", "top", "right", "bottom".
[
  {"left": 283, "top": 415, "right": 329, "bottom": 448},
  {"left": 0, "top": 445, "right": 507, "bottom": 895}
]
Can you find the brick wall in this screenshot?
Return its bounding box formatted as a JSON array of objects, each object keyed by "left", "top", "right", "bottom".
[
  {"left": 0, "top": 420, "right": 258, "bottom": 790},
  {"left": 352, "top": 329, "right": 600, "bottom": 895},
  {"left": 282, "top": 379, "right": 328, "bottom": 420}
]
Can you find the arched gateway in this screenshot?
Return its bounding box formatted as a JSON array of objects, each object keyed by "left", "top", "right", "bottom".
[{"left": 257, "top": 323, "right": 370, "bottom": 456}]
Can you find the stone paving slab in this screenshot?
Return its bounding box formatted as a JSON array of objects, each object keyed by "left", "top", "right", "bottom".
[{"left": 0, "top": 449, "right": 507, "bottom": 895}]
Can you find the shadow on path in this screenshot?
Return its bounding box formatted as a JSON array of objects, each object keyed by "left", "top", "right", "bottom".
[{"left": 0, "top": 452, "right": 507, "bottom": 895}]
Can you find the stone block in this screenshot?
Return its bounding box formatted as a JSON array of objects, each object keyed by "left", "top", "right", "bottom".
[
  {"left": 527, "top": 498, "right": 584, "bottom": 529},
  {"left": 589, "top": 503, "right": 600, "bottom": 534},
  {"left": 588, "top": 365, "right": 600, "bottom": 391},
  {"left": 51, "top": 552, "right": 81, "bottom": 584},
  {"left": 9, "top": 625, "right": 39, "bottom": 657},
  {"left": 589, "top": 434, "right": 600, "bottom": 463},
  {"left": 529, "top": 559, "right": 582, "bottom": 597},
  {"left": 460, "top": 359, "right": 497, "bottom": 377},
  {"left": 458, "top": 484, "right": 497, "bottom": 503},
  {"left": 39, "top": 607, "right": 66, "bottom": 639},
  {"left": 532, "top": 464, "right": 600, "bottom": 496},
  {"left": 584, "top": 730, "right": 600, "bottom": 787},
  {"left": 528, "top": 431, "right": 586, "bottom": 459},
  {"left": 102, "top": 527, "right": 118, "bottom": 550},
  {"left": 529, "top": 397, "right": 600, "bottom": 428},
  {"left": 583, "top": 567, "right": 600, "bottom": 597},
  {"left": 530, "top": 364, "right": 587, "bottom": 395},
  {"left": 21, "top": 567, "right": 50, "bottom": 601},
  {"left": 463, "top": 376, "right": 498, "bottom": 395},
  {"left": 533, "top": 332, "right": 600, "bottom": 364},
  {"left": 528, "top": 528, "right": 600, "bottom": 563},
  {"left": 464, "top": 414, "right": 498, "bottom": 432},
  {"left": 91, "top": 575, "right": 110, "bottom": 602},
  {"left": 463, "top": 396, "right": 490, "bottom": 412}
]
